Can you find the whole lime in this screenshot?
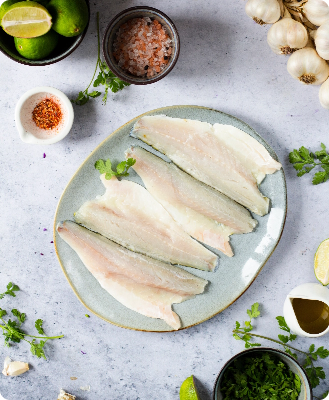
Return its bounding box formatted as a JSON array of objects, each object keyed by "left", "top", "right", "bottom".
[
  {"left": 14, "top": 29, "right": 59, "bottom": 60},
  {"left": 47, "top": 0, "right": 88, "bottom": 37}
]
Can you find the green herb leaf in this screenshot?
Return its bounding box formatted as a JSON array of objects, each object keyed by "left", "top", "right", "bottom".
[
  {"left": 315, "top": 346, "right": 329, "bottom": 359},
  {"left": 289, "top": 144, "right": 329, "bottom": 185},
  {"left": 247, "top": 303, "right": 260, "bottom": 319},
  {"left": 95, "top": 158, "right": 136, "bottom": 180},
  {"left": 35, "top": 319, "right": 45, "bottom": 335},
  {"left": 11, "top": 309, "right": 26, "bottom": 324},
  {"left": 0, "top": 282, "right": 20, "bottom": 299},
  {"left": 72, "top": 13, "right": 129, "bottom": 106}
]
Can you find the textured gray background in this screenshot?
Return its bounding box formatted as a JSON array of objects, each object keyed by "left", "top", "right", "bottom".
[{"left": 1, "top": 0, "right": 329, "bottom": 399}]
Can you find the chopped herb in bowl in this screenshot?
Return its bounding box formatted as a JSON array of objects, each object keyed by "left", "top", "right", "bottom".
[{"left": 220, "top": 351, "right": 301, "bottom": 400}]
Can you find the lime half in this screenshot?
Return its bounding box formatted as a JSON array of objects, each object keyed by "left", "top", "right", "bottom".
[
  {"left": 180, "top": 376, "right": 200, "bottom": 400},
  {"left": 315, "top": 239, "right": 329, "bottom": 286},
  {"left": 2, "top": 1, "right": 52, "bottom": 38}
]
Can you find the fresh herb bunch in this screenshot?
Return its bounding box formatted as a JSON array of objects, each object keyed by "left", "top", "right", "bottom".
[
  {"left": 0, "top": 282, "right": 64, "bottom": 360},
  {"left": 95, "top": 158, "right": 136, "bottom": 180},
  {"left": 220, "top": 352, "right": 301, "bottom": 400},
  {"left": 72, "top": 12, "right": 130, "bottom": 106},
  {"left": 289, "top": 143, "right": 329, "bottom": 185},
  {"left": 232, "top": 303, "right": 329, "bottom": 398}
]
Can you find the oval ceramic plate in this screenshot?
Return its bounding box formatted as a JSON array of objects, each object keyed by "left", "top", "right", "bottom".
[{"left": 54, "top": 105, "right": 287, "bottom": 332}]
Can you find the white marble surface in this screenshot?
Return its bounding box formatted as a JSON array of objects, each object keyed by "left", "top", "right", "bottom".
[{"left": 1, "top": 1, "right": 329, "bottom": 399}]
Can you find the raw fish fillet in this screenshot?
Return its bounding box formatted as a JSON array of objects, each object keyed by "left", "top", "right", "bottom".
[
  {"left": 74, "top": 175, "right": 217, "bottom": 271},
  {"left": 132, "top": 115, "right": 272, "bottom": 216},
  {"left": 126, "top": 147, "right": 258, "bottom": 256},
  {"left": 213, "top": 124, "right": 282, "bottom": 184},
  {"left": 57, "top": 221, "right": 208, "bottom": 330}
]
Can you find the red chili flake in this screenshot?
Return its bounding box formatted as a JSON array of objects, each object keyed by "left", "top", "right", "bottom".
[
  {"left": 43, "top": 153, "right": 46, "bottom": 158},
  {"left": 43, "top": 228, "right": 47, "bottom": 231},
  {"left": 50, "top": 241, "right": 54, "bottom": 243},
  {"left": 32, "top": 98, "right": 62, "bottom": 130},
  {"left": 40, "top": 253, "right": 44, "bottom": 256}
]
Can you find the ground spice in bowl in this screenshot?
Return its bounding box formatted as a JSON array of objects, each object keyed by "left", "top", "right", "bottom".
[
  {"left": 32, "top": 98, "right": 62, "bottom": 130},
  {"left": 113, "top": 17, "right": 172, "bottom": 78}
]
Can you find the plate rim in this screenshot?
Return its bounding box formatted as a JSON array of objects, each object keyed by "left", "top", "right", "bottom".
[{"left": 53, "top": 105, "right": 287, "bottom": 332}]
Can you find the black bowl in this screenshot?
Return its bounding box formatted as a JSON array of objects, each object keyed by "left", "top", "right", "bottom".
[{"left": 0, "top": 0, "right": 90, "bottom": 66}]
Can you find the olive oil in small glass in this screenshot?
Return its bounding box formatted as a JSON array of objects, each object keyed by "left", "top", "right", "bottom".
[{"left": 292, "top": 298, "right": 329, "bottom": 334}]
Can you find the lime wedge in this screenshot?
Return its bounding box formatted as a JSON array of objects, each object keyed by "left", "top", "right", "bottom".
[
  {"left": 180, "top": 376, "right": 200, "bottom": 400},
  {"left": 315, "top": 238, "right": 329, "bottom": 286},
  {"left": 1, "top": 1, "right": 52, "bottom": 38}
]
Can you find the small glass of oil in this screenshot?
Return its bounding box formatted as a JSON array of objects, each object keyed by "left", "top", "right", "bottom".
[{"left": 291, "top": 298, "right": 329, "bottom": 335}]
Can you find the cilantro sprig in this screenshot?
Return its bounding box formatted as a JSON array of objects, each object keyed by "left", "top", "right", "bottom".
[
  {"left": 289, "top": 143, "right": 329, "bottom": 185},
  {"left": 0, "top": 282, "right": 19, "bottom": 299},
  {"left": 95, "top": 158, "right": 136, "bottom": 180},
  {"left": 0, "top": 282, "right": 63, "bottom": 360},
  {"left": 233, "top": 303, "right": 329, "bottom": 397},
  {"left": 72, "top": 12, "right": 129, "bottom": 106}
]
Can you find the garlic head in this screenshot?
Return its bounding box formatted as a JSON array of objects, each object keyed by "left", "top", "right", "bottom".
[
  {"left": 287, "top": 47, "right": 329, "bottom": 84},
  {"left": 267, "top": 18, "right": 308, "bottom": 55},
  {"left": 2, "top": 357, "right": 29, "bottom": 377},
  {"left": 315, "top": 22, "right": 329, "bottom": 60},
  {"left": 303, "top": 0, "right": 329, "bottom": 26},
  {"left": 245, "top": 0, "right": 281, "bottom": 25},
  {"left": 319, "top": 77, "right": 329, "bottom": 108}
]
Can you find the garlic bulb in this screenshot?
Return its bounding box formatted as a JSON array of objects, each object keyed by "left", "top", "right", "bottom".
[
  {"left": 245, "top": 0, "right": 281, "bottom": 25},
  {"left": 287, "top": 47, "right": 329, "bottom": 84},
  {"left": 315, "top": 22, "right": 329, "bottom": 60},
  {"left": 2, "top": 357, "right": 29, "bottom": 377},
  {"left": 319, "top": 77, "right": 329, "bottom": 108},
  {"left": 267, "top": 18, "right": 308, "bottom": 54},
  {"left": 303, "top": 0, "right": 329, "bottom": 26}
]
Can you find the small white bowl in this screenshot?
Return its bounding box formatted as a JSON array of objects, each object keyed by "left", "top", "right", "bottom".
[{"left": 15, "top": 86, "right": 74, "bottom": 145}]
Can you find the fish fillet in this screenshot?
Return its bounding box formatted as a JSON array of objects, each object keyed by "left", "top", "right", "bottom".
[
  {"left": 213, "top": 124, "right": 282, "bottom": 184},
  {"left": 74, "top": 175, "right": 217, "bottom": 271},
  {"left": 57, "top": 221, "right": 208, "bottom": 330},
  {"left": 132, "top": 115, "right": 272, "bottom": 216},
  {"left": 126, "top": 147, "right": 258, "bottom": 255}
]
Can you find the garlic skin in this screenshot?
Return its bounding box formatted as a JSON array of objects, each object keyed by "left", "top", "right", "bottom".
[
  {"left": 245, "top": 0, "right": 281, "bottom": 25},
  {"left": 315, "top": 22, "right": 329, "bottom": 60},
  {"left": 2, "top": 357, "right": 29, "bottom": 377},
  {"left": 319, "top": 77, "right": 329, "bottom": 108},
  {"left": 57, "top": 390, "right": 76, "bottom": 400},
  {"left": 267, "top": 18, "right": 308, "bottom": 55},
  {"left": 287, "top": 47, "right": 329, "bottom": 84},
  {"left": 303, "top": 0, "right": 329, "bottom": 26}
]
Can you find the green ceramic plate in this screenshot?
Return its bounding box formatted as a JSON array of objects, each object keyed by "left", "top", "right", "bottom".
[{"left": 54, "top": 105, "right": 287, "bottom": 332}]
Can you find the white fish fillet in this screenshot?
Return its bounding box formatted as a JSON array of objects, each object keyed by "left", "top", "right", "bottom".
[
  {"left": 213, "top": 124, "right": 282, "bottom": 184},
  {"left": 126, "top": 147, "right": 258, "bottom": 256},
  {"left": 57, "top": 221, "right": 208, "bottom": 330},
  {"left": 132, "top": 115, "right": 272, "bottom": 216},
  {"left": 74, "top": 175, "right": 217, "bottom": 271}
]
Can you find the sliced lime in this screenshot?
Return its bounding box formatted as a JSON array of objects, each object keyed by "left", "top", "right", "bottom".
[
  {"left": 2, "top": 1, "right": 52, "bottom": 38},
  {"left": 315, "top": 238, "right": 329, "bottom": 286},
  {"left": 180, "top": 375, "right": 200, "bottom": 400}
]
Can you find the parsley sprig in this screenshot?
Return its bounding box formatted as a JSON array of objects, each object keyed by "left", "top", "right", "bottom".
[
  {"left": 72, "top": 12, "right": 130, "bottom": 106},
  {"left": 95, "top": 158, "right": 136, "bottom": 180},
  {"left": 289, "top": 143, "right": 329, "bottom": 185},
  {"left": 0, "top": 282, "right": 64, "bottom": 360},
  {"left": 233, "top": 303, "right": 329, "bottom": 397}
]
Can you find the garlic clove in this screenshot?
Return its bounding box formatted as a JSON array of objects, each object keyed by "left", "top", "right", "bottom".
[
  {"left": 315, "top": 22, "right": 329, "bottom": 60},
  {"left": 319, "top": 77, "right": 329, "bottom": 108},
  {"left": 303, "top": 0, "right": 329, "bottom": 26},
  {"left": 267, "top": 18, "right": 308, "bottom": 55},
  {"left": 2, "top": 357, "right": 29, "bottom": 377},
  {"left": 245, "top": 0, "right": 281, "bottom": 25},
  {"left": 287, "top": 47, "right": 329, "bottom": 84},
  {"left": 57, "top": 390, "right": 76, "bottom": 400}
]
